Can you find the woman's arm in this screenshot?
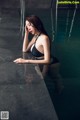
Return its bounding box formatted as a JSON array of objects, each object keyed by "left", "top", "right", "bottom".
[
  {"left": 13, "top": 36, "right": 50, "bottom": 64},
  {"left": 25, "top": 37, "right": 35, "bottom": 52},
  {"left": 13, "top": 58, "right": 50, "bottom": 64},
  {"left": 22, "top": 26, "right": 29, "bottom": 52},
  {"left": 22, "top": 26, "right": 36, "bottom": 52}
]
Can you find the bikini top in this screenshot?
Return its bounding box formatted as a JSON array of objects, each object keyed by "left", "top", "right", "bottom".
[
  {"left": 30, "top": 34, "right": 59, "bottom": 64},
  {"left": 30, "top": 33, "right": 44, "bottom": 57}
]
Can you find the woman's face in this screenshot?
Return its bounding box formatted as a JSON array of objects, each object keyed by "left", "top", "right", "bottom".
[{"left": 26, "top": 20, "right": 37, "bottom": 35}]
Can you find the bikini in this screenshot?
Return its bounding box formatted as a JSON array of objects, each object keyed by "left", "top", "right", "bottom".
[
  {"left": 30, "top": 34, "right": 59, "bottom": 64},
  {"left": 30, "top": 33, "right": 44, "bottom": 57}
]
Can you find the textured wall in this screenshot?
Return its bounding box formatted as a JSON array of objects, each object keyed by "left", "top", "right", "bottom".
[
  {"left": 0, "top": 0, "right": 51, "bottom": 9},
  {"left": 0, "top": 0, "right": 20, "bottom": 8},
  {"left": 25, "top": 0, "right": 50, "bottom": 8}
]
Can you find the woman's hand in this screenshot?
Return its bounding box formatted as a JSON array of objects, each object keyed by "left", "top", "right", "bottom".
[
  {"left": 25, "top": 25, "right": 29, "bottom": 36},
  {"left": 13, "top": 58, "right": 28, "bottom": 64}
]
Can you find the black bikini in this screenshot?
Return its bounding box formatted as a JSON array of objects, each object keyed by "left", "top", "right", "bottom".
[
  {"left": 30, "top": 34, "right": 59, "bottom": 64},
  {"left": 30, "top": 33, "right": 44, "bottom": 57},
  {"left": 31, "top": 44, "right": 44, "bottom": 57}
]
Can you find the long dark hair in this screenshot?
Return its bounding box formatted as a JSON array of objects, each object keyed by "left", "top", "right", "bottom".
[
  {"left": 26, "top": 15, "right": 52, "bottom": 51},
  {"left": 26, "top": 15, "right": 48, "bottom": 36}
]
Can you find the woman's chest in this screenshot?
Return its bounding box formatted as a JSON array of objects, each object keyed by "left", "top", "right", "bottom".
[{"left": 34, "top": 39, "right": 43, "bottom": 52}]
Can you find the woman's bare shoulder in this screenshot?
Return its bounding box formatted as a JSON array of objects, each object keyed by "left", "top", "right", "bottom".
[
  {"left": 40, "top": 34, "right": 49, "bottom": 41},
  {"left": 39, "top": 35, "right": 50, "bottom": 47}
]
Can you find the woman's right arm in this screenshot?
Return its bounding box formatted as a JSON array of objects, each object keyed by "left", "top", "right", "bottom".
[
  {"left": 22, "top": 26, "right": 29, "bottom": 52},
  {"left": 22, "top": 26, "right": 35, "bottom": 52}
]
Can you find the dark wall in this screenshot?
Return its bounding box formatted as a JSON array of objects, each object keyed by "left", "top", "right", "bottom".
[
  {"left": 0, "top": 0, "right": 20, "bottom": 8},
  {"left": 0, "top": 0, "right": 50, "bottom": 9}
]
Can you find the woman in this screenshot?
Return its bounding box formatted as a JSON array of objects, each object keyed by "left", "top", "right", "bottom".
[
  {"left": 14, "top": 15, "right": 63, "bottom": 93},
  {"left": 14, "top": 15, "right": 51, "bottom": 71}
]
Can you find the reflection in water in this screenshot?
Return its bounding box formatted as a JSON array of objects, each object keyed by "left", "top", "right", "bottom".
[
  {"left": 48, "top": 62, "right": 64, "bottom": 94},
  {"left": 22, "top": 52, "right": 64, "bottom": 94},
  {"left": 22, "top": 52, "right": 43, "bottom": 83}
]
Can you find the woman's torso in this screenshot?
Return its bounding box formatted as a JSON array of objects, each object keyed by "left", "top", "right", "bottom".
[
  {"left": 30, "top": 34, "right": 44, "bottom": 57},
  {"left": 30, "top": 34, "right": 59, "bottom": 64}
]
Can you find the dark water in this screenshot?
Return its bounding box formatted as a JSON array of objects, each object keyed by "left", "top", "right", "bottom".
[{"left": 27, "top": 8, "right": 80, "bottom": 120}]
